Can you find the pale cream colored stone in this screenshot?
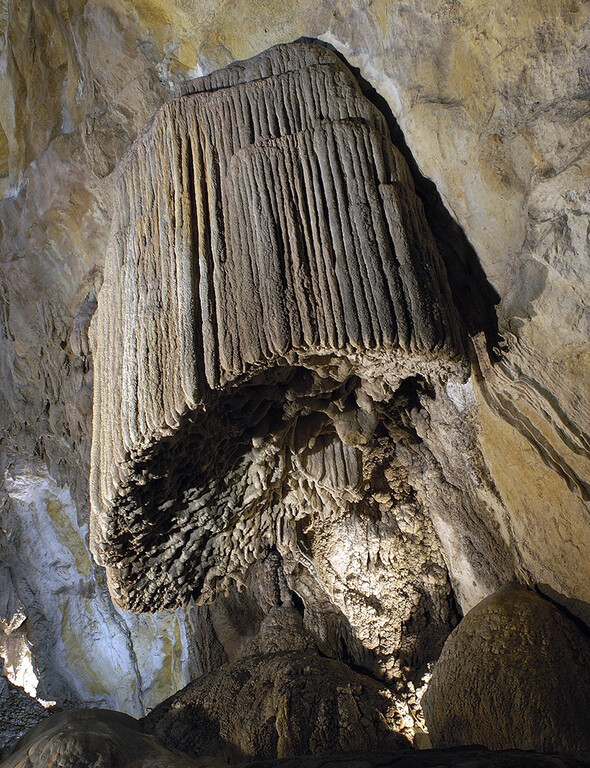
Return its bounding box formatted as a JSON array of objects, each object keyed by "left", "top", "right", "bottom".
[{"left": 473, "top": 377, "right": 590, "bottom": 608}]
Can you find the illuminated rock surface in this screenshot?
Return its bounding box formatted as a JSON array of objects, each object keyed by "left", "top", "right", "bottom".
[
  {"left": 89, "top": 40, "right": 467, "bottom": 620},
  {"left": 422, "top": 585, "right": 590, "bottom": 761},
  {"left": 0, "top": 0, "right": 589, "bottom": 763},
  {"left": 89, "top": 43, "right": 499, "bottom": 711},
  {"left": 0, "top": 464, "right": 191, "bottom": 723},
  {"left": 142, "top": 605, "right": 412, "bottom": 761}
]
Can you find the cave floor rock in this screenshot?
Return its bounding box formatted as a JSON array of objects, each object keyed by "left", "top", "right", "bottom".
[
  {"left": 0, "top": 709, "right": 206, "bottom": 768},
  {"left": 423, "top": 584, "right": 590, "bottom": 761},
  {"left": 2, "top": 709, "right": 589, "bottom": 768},
  {"left": 241, "top": 748, "right": 590, "bottom": 768}
]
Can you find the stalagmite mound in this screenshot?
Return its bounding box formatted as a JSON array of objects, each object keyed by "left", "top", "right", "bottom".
[
  {"left": 422, "top": 584, "right": 590, "bottom": 761},
  {"left": 142, "top": 605, "right": 412, "bottom": 761},
  {"left": 0, "top": 709, "right": 204, "bottom": 768}
]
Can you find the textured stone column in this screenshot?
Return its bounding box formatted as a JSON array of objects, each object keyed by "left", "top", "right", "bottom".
[{"left": 90, "top": 41, "right": 467, "bottom": 612}]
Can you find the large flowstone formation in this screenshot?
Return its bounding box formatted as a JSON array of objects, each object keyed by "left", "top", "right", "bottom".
[{"left": 89, "top": 41, "right": 469, "bottom": 661}]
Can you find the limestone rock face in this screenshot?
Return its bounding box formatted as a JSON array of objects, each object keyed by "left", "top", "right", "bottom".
[
  {"left": 0, "top": 0, "right": 589, "bottom": 730},
  {"left": 0, "top": 463, "right": 191, "bottom": 717},
  {"left": 88, "top": 42, "right": 494, "bottom": 699},
  {"left": 0, "top": 709, "right": 205, "bottom": 768},
  {"left": 90, "top": 40, "right": 466, "bottom": 612},
  {"left": 422, "top": 585, "right": 590, "bottom": 760},
  {"left": 143, "top": 606, "right": 412, "bottom": 762}
]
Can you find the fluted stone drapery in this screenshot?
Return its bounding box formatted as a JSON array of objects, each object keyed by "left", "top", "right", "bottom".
[{"left": 90, "top": 42, "right": 467, "bottom": 611}]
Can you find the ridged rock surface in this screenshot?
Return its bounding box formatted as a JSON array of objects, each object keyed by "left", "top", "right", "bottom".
[
  {"left": 0, "top": 0, "right": 589, "bottom": 732},
  {"left": 422, "top": 585, "right": 590, "bottom": 761},
  {"left": 90, "top": 41, "right": 466, "bottom": 613}
]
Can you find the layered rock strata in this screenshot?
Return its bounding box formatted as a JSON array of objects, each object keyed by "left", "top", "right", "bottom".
[{"left": 90, "top": 42, "right": 467, "bottom": 620}]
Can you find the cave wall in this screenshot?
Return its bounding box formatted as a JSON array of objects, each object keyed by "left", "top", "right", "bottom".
[{"left": 0, "top": 0, "right": 589, "bottom": 713}]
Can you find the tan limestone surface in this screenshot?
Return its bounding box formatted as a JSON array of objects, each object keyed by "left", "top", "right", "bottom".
[
  {"left": 2, "top": 708, "right": 589, "bottom": 768},
  {"left": 422, "top": 585, "right": 590, "bottom": 761}
]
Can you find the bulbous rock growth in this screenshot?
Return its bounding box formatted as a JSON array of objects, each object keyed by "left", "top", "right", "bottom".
[{"left": 89, "top": 41, "right": 468, "bottom": 659}]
